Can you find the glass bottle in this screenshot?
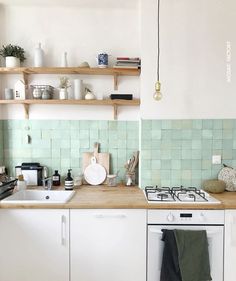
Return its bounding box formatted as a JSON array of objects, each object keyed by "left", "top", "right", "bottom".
[{"left": 52, "top": 170, "right": 61, "bottom": 186}]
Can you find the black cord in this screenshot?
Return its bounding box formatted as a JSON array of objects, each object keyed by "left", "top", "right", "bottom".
[{"left": 157, "top": 0, "right": 160, "bottom": 81}]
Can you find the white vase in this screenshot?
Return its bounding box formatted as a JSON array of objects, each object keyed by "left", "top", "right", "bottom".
[
  {"left": 34, "top": 42, "right": 44, "bottom": 67},
  {"left": 74, "top": 79, "right": 83, "bottom": 99},
  {"left": 59, "top": 88, "right": 68, "bottom": 100},
  {"left": 5, "top": 56, "right": 20, "bottom": 67},
  {"left": 61, "top": 52, "right": 68, "bottom": 67}
]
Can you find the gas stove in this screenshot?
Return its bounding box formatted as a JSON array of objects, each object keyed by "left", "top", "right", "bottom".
[{"left": 144, "top": 186, "right": 221, "bottom": 204}]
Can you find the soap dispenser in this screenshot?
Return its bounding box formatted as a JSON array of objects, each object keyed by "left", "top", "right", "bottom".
[{"left": 65, "top": 169, "right": 74, "bottom": 190}]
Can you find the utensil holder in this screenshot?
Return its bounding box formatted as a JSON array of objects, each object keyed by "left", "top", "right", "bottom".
[{"left": 125, "top": 173, "right": 135, "bottom": 186}]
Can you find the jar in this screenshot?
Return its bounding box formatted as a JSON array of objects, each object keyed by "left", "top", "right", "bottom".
[
  {"left": 33, "top": 88, "right": 42, "bottom": 99},
  {"left": 107, "top": 174, "right": 117, "bottom": 187},
  {"left": 42, "top": 89, "right": 51, "bottom": 99},
  {"left": 74, "top": 174, "right": 83, "bottom": 187}
]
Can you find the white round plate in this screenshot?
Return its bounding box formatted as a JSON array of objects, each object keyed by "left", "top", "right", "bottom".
[{"left": 84, "top": 157, "right": 106, "bottom": 185}]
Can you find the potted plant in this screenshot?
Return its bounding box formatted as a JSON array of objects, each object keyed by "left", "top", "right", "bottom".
[
  {"left": 58, "top": 76, "right": 70, "bottom": 100},
  {"left": 0, "top": 44, "right": 26, "bottom": 67}
]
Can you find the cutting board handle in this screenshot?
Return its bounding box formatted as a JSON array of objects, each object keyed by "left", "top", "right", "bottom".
[
  {"left": 93, "top": 142, "right": 99, "bottom": 157},
  {"left": 93, "top": 142, "right": 100, "bottom": 154}
]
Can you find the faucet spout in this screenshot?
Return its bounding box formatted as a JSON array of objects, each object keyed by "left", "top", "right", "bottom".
[{"left": 42, "top": 177, "right": 52, "bottom": 190}]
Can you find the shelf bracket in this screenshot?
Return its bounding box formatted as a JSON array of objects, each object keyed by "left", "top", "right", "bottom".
[
  {"left": 23, "top": 103, "right": 29, "bottom": 119},
  {"left": 113, "top": 104, "right": 118, "bottom": 120},
  {"left": 114, "top": 74, "right": 118, "bottom": 90},
  {"left": 22, "top": 72, "right": 28, "bottom": 89}
]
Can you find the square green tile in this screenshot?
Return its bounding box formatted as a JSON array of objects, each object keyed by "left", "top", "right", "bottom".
[
  {"left": 171, "top": 160, "right": 181, "bottom": 170},
  {"left": 202, "top": 120, "right": 213, "bottom": 129},
  {"left": 213, "top": 120, "right": 223, "bottom": 129},
  {"left": 223, "top": 119, "right": 234, "bottom": 129}
]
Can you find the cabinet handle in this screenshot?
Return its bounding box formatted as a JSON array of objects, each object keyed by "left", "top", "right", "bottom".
[
  {"left": 61, "top": 215, "right": 66, "bottom": 246},
  {"left": 94, "top": 214, "right": 127, "bottom": 219}
]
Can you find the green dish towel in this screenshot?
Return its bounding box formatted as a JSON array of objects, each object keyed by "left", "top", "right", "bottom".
[{"left": 174, "top": 230, "right": 212, "bottom": 281}]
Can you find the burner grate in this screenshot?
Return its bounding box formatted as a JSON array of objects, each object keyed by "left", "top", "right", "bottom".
[{"left": 145, "top": 185, "right": 209, "bottom": 203}]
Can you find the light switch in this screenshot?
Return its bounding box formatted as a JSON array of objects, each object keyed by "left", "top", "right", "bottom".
[{"left": 212, "top": 155, "right": 221, "bottom": 165}]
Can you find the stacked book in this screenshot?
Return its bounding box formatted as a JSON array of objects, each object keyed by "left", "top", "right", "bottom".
[{"left": 113, "top": 57, "right": 141, "bottom": 69}]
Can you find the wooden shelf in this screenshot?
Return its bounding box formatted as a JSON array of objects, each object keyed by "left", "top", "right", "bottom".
[
  {"left": 0, "top": 99, "right": 140, "bottom": 120},
  {"left": 0, "top": 67, "right": 140, "bottom": 90}
]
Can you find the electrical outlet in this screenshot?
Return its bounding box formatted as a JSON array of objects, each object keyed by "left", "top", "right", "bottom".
[{"left": 212, "top": 155, "right": 221, "bottom": 165}]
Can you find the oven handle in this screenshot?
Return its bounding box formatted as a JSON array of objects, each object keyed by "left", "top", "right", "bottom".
[{"left": 149, "top": 227, "right": 219, "bottom": 236}]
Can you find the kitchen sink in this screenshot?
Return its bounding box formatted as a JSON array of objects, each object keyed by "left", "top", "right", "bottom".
[{"left": 1, "top": 190, "right": 75, "bottom": 204}]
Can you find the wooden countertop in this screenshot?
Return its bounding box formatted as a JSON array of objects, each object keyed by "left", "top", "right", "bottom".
[
  {"left": 210, "top": 191, "right": 236, "bottom": 209},
  {"left": 1, "top": 185, "right": 236, "bottom": 209}
]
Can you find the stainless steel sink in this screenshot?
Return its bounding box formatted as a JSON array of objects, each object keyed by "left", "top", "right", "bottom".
[{"left": 1, "top": 190, "right": 75, "bottom": 204}]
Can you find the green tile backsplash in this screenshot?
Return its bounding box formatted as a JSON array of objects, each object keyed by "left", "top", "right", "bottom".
[
  {"left": 141, "top": 119, "right": 236, "bottom": 188},
  {"left": 2, "top": 119, "right": 236, "bottom": 188},
  {"left": 2, "top": 120, "right": 139, "bottom": 182}
]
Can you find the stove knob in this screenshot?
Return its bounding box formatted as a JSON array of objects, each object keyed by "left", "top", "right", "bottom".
[{"left": 167, "top": 213, "right": 175, "bottom": 222}]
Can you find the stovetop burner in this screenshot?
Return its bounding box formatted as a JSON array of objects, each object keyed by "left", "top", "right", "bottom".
[{"left": 144, "top": 185, "right": 220, "bottom": 204}]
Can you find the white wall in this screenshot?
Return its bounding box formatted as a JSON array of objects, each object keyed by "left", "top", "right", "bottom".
[
  {"left": 1, "top": 0, "right": 236, "bottom": 120},
  {"left": 141, "top": 0, "right": 236, "bottom": 119},
  {"left": 0, "top": 0, "right": 140, "bottom": 120}
]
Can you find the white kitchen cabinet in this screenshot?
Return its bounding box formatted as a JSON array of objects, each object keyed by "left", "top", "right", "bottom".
[
  {"left": 0, "top": 209, "right": 69, "bottom": 281},
  {"left": 70, "top": 209, "right": 146, "bottom": 281},
  {"left": 224, "top": 210, "right": 236, "bottom": 281}
]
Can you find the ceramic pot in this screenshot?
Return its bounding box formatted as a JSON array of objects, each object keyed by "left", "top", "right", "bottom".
[
  {"left": 59, "top": 88, "right": 68, "bottom": 100},
  {"left": 97, "top": 53, "right": 108, "bottom": 68},
  {"left": 5, "top": 56, "right": 20, "bottom": 67}
]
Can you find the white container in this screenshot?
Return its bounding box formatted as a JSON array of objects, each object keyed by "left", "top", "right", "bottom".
[
  {"left": 14, "top": 80, "right": 26, "bottom": 100},
  {"left": 59, "top": 88, "right": 68, "bottom": 100},
  {"left": 5, "top": 56, "right": 20, "bottom": 67},
  {"left": 74, "top": 79, "right": 83, "bottom": 99},
  {"left": 74, "top": 174, "right": 83, "bottom": 187},
  {"left": 85, "top": 91, "right": 96, "bottom": 100},
  {"left": 34, "top": 42, "right": 44, "bottom": 67},
  {"left": 61, "top": 52, "right": 68, "bottom": 67},
  {"left": 16, "top": 175, "right": 27, "bottom": 191}
]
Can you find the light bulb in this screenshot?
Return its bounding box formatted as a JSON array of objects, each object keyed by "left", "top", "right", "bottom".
[
  {"left": 153, "top": 81, "right": 162, "bottom": 101},
  {"left": 153, "top": 91, "right": 162, "bottom": 101}
]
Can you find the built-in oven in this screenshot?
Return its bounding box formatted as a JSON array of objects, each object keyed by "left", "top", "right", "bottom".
[{"left": 147, "top": 209, "right": 224, "bottom": 281}]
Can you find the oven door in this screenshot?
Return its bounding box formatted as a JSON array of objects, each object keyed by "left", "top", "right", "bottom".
[{"left": 147, "top": 225, "right": 224, "bottom": 281}]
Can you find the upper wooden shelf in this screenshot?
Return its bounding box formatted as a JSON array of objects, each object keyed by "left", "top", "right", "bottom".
[
  {"left": 0, "top": 67, "right": 141, "bottom": 90},
  {"left": 0, "top": 67, "right": 140, "bottom": 76}
]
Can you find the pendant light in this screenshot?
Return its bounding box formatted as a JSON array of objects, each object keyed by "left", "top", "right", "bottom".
[{"left": 153, "top": 0, "right": 162, "bottom": 101}]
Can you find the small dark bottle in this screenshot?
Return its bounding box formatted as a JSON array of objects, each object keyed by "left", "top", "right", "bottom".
[{"left": 52, "top": 170, "right": 61, "bottom": 186}]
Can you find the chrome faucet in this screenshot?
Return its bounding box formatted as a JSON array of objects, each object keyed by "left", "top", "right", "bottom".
[{"left": 42, "top": 177, "right": 52, "bottom": 190}]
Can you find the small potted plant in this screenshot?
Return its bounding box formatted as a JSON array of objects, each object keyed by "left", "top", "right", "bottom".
[
  {"left": 0, "top": 44, "right": 26, "bottom": 67},
  {"left": 58, "top": 76, "right": 70, "bottom": 100}
]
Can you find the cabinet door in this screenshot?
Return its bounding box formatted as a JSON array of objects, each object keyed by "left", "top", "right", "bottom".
[
  {"left": 0, "top": 209, "right": 69, "bottom": 281},
  {"left": 225, "top": 210, "right": 236, "bottom": 281},
  {"left": 70, "top": 209, "right": 146, "bottom": 281}
]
